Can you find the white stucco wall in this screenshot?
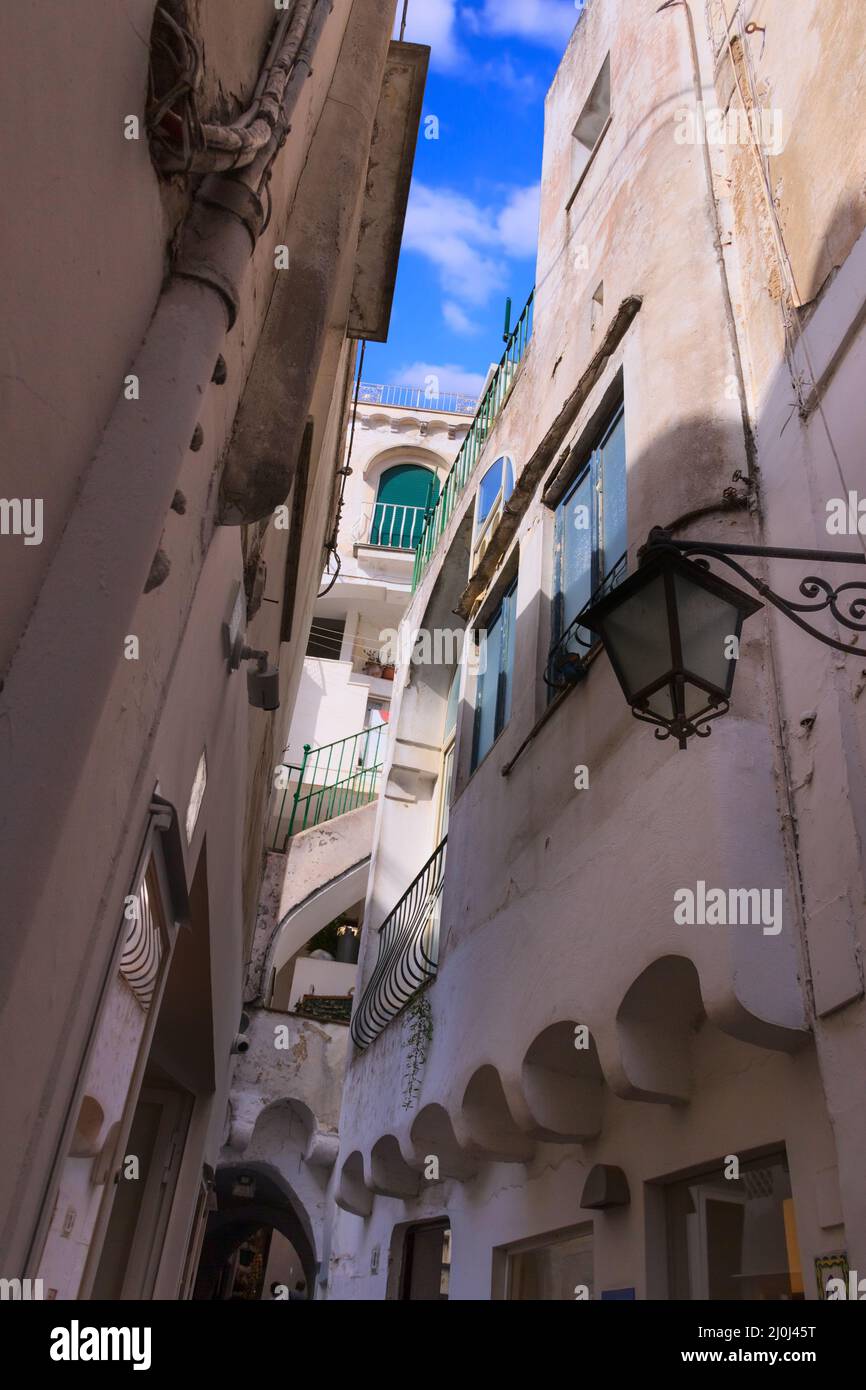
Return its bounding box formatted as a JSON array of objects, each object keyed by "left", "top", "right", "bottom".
[{"left": 322, "top": 0, "right": 866, "bottom": 1299}]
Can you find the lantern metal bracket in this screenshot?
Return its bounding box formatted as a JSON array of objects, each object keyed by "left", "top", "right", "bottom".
[
  {"left": 642, "top": 528, "right": 866, "bottom": 657},
  {"left": 631, "top": 695, "right": 730, "bottom": 744}
]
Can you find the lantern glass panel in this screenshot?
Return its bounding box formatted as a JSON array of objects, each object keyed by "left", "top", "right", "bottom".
[
  {"left": 673, "top": 573, "right": 741, "bottom": 698},
  {"left": 645, "top": 683, "right": 674, "bottom": 720},
  {"left": 598, "top": 573, "right": 671, "bottom": 701}
]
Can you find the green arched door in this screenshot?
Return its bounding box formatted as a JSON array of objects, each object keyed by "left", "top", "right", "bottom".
[{"left": 371, "top": 464, "right": 440, "bottom": 548}]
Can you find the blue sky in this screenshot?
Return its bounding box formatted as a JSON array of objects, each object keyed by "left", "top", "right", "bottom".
[{"left": 363, "top": 0, "right": 585, "bottom": 396}]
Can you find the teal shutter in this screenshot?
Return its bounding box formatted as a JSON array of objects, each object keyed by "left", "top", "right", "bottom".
[{"left": 371, "top": 465, "right": 440, "bottom": 548}]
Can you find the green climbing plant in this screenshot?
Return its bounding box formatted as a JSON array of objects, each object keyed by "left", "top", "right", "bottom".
[{"left": 401, "top": 993, "right": 433, "bottom": 1110}]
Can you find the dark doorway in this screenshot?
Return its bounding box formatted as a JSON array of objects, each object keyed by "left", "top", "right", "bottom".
[
  {"left": 193, "top": 1165, "right": 317, "bottom": 1299},
  {"left": 400, "top": 1220, "right": 451, "bottom": 1300}
]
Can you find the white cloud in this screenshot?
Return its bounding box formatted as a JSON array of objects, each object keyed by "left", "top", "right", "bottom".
[
  {"left": 480, "top": 53, "right": 538, "bottom": 100},
  {"left": 390, "top": 362, "right": 488, "bottom": 396},
  {"left": 398, "top": 1, "right": 566, "bottom": 85},
  {"left": 403, "top": 181, "right": 538, "bottom": 324},
  {"left": 403, "top": 184, "right": 504, "bottom": 305},
  {"left": 443, "top": 300, "right": 482, "bottom": 335},
  {"left": 396, "top": 0, "right": 462, "bottom": 70},
  {"left": 396, "top": 1, "right": 577, "bottom": 78},
  {"left": 496, "top": 184, "right": 541, "bottom": 258},
  {"left": 462, "top": 0, "right": 578, "bottom": 48}
]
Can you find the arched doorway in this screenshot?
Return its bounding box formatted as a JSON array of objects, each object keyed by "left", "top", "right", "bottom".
[
  {"left": 370, "top": 463, "right": 440, "bottom": 548},
  {"left": 193, "top": 1164, "right": 317, "bottom": 1300}
]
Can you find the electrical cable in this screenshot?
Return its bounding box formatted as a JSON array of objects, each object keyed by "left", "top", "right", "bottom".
[
  {"left": 319, "top": 340, "right": 367, "bottom": 597},
  {"left": 148, "top": 0, "right": 325, "bottom": 174},
  {"left": 306, "top": 622, "right": 403, "bottom": 661}
]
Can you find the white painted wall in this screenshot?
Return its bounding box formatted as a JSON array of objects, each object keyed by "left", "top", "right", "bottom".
[
  {"left": 285, "top": 660, "right": 377, "bottom": 762},
  {"left": 321, "top": 0, "right": 866, "bottom": 1299},
  {"left": 289, "top": 960, "right": 358, "bottom": 1009}
]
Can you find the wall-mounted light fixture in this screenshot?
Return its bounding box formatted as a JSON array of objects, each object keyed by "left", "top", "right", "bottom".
[
  {"left": 223, "top": 584, "right": 280, "bottom": 711},
  {"left": 582, "top": 527, "right": 866, "bottom": 749}
]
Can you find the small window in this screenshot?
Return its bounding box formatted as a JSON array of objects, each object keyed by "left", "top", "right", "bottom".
[
  {"left": 499, "top": 1224, "right": 594, "bottom": 1301},
  {"left": 591, "top": 280, "right": 604, "bottom": 334},
  {"left": 471, "top": 455, "right": 514, "bottom": 573},
  {"left": 472, "top": 578, "right": 518, "bottom": 770},
  {"left": 547, "top": 400, "right": 626, "bottom": 689},
  {"left": 443, "top": 666, "right": 460, "bottom": 742},
  {"left": 437, "top": 668, "right": 460, "bottom": 841},
  {"left": 568, "top": 53, "right": 611, "bottom": 206},
  {"left": 306, "top": 617, "right": 345, "bottom": 661}
]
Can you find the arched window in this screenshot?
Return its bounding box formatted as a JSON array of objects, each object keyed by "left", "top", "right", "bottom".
[
  {"left": 472, "top": 455, "right": 514, "bottom": 571},
  {"left": 370, "top": 464, "right": 440, "bottom": 549}
]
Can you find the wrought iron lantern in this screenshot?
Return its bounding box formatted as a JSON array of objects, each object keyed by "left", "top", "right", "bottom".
[{"left": 582, "top": 527, "right": 866, "bottom": 749}]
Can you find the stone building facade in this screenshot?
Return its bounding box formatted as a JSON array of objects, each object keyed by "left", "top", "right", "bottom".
[
  {"left": 324, "top": 0, "right": 866, "bottom": 1300},
  {"left": 0, "top": 0, "right": 425, "bottom": 1297}
]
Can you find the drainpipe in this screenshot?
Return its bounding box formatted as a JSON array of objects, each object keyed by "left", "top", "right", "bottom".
[
  {"left": 0, "top": 1, "right": 335, "bottom": 959},
  {"left": 174, "top": 0, "right": 335, "bottom": 325}
]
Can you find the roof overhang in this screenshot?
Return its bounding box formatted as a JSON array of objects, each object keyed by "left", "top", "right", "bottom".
[{"left": 347, "top": 41, "right": 430, "bottom": 343}]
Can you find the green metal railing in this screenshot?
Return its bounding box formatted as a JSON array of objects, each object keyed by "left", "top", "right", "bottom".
[
  {"left": 411, "top": 287, "right": 535, "bottom": 591},
  {"left": 271, "top": 724, "right": 386, "bottom": 851}
]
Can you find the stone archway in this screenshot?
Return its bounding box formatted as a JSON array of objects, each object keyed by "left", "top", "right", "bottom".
[{"left": 193, "top": 1162, "right": 318, "bottom": 1299}]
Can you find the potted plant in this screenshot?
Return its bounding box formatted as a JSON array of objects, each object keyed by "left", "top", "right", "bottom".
[
  {"left": 363, "top": 649, "right": 382, "bottom": 677},
  {"left": 381, "top": 662, "right": 395, "bottom": 680}
]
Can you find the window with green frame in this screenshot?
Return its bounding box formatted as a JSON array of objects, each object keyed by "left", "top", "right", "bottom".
[
  {"left": 547, "top": 400, "right": 626, "bottom": 688},
  {"left": 370, "top": 463, "right": 439, "bottom": 549},
  {"left": 472, "top": 578, "right": 518, "bottom": 770}
]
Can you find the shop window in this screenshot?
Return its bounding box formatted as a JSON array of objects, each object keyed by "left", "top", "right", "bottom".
[
  {"left": 665, "top": 1151, "right": 804, "bottom": 1300},
  {"left": 498, "top": 1223, "right": 594, "bottom": 1300}
]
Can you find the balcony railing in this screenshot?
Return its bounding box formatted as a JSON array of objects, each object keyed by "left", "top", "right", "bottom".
[
  {"left": 358, "top": 383, "right": 479, "bottom": 415},
  {"left": 545, "top": 553, "right": 628, "bottom": 691},
  {"left": 358, "top": 501, "right": 429, "bottom": 550},
  {"left": 411, "top": 288, "right": 534, "bottom": 592},
  {"left": 350, "top": 836, "right": 447, "bottom": 1051},
  {"left": 271, "top": 725, "right": 386, "bottom": 850}
]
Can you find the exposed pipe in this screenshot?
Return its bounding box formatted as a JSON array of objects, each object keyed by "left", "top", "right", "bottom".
[
  {"left": 150, "top": 1, "right": 321, "bottom": 173},
  {"left": 174, "top": 0, "right": 334, "bottom": 325},
  {"left": 241, "top": 9, "right": 296, "bottom": 124}
]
